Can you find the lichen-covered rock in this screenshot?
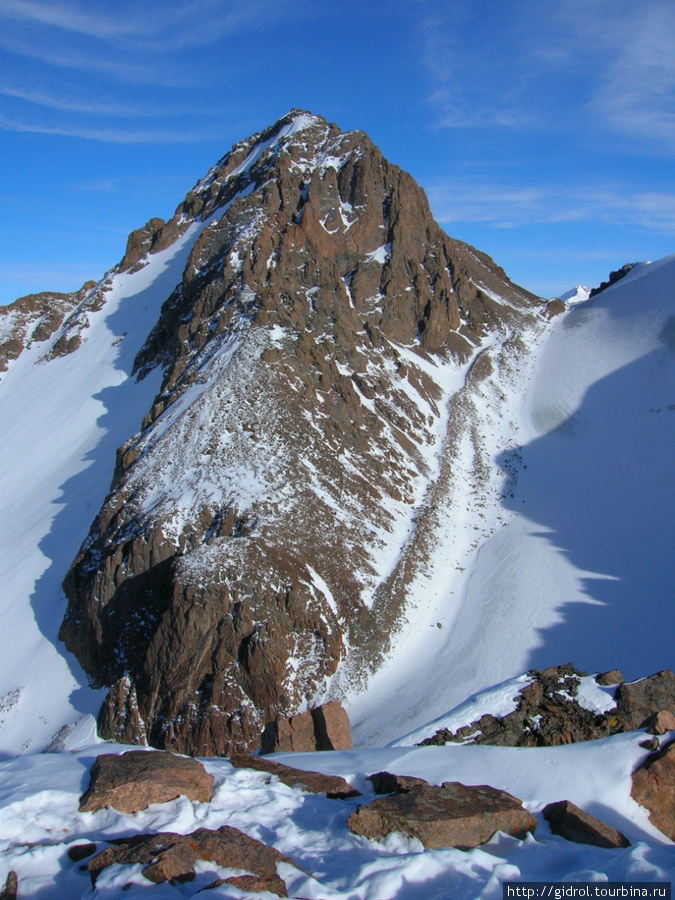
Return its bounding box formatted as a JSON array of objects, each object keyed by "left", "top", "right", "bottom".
[
  {"left": 543, "top": 800, "right": 630, "bottom": 848},
  {"left": 79, "top": 750, "right": 214, "bottom": 813},
  {"left": 347, "top": 781, "right": 536, "bottom": 850}
]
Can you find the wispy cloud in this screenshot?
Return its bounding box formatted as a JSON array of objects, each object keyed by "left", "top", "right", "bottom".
[
  {"left": 428, "top": 179, "right": 675, "bottom": 232},
  {"left": 420, "top": 0, "right": 675, "bottom": 150},
  {"left": 0, "top": 114, "right": 225, "bottom": 144},
  {"left": 0, "top": 0, "right": 300, "bottom": 51},
  {"left": 0, "top": 85, "right": 181, "bottom": 117}
]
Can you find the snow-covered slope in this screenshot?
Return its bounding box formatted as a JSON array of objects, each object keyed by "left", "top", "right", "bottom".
[{"left": 347, "top": 254, "right": 675, "bottom": 746}]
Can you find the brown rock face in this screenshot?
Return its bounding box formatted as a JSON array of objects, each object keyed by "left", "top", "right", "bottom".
[
  {"left": 0, "top": 281, "right": 97, "bottom": 375},
  {"left": 0, "top": 871, "right": 17, "bottom": 900},
  {"left": 543, "top": 800, "right": 630, "bottom": 849},
  {"left": 631, "top": 739, "right": 675, "bottom": 840},
  {"left": 646, "top": 710, "right": 675, "bottom": 735},
  {"left": 87, "top": 825, "right": 297, "bottom": 888},
  {"left": 347, "top": 781, "right": 537, "bottom": 850},
  {"left": 262, "top": 700, "right": 352, "bottom": 753},
  {"left": 596, "top": 669, "right": 624, "bottom": 686},
  {"left": 615, "top": 670, "right": 675, "bottom": 730},
  {"left": 230, "top": 751, "right": 360, "bottom": 798},
  {"left": 79, "top": 749, "right": 214, "bottom": 813},
  {"left": 59, "top": 110, "right": 539, "bottom": 756}
]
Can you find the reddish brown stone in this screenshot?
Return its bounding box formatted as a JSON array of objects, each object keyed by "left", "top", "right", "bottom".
[
  {"left": 67, "top": 842, "right": 97, "bottom": 862},
  {"left": 224, "top": 874, "right": 288, "bottom": 897},
  {"left": 312, "top": 701, "right": 352, "bottom": 750},
  {"left": 230, "top": 752, "right": 360, "bottom": 798},
  {"left": 596, "top": 669, "right": 624, "bottom": 686},
  {"left": 645, "top": 710, "right": 675, "bottom": 735},
  {"left": 87, "top": 825, "right": 297, "bottom": 887},
  {"left": 543, "top": 800, "right": 630, "bottom": 848},
  {"left": 631, "top": 739, "right": 675, "bottom": 840},
  {"left": 79, "top": 750, "right": 214, "bottom": 814},
  {"left": 368, "top": 771, "right": 429, "bottom": 794},
  {"left": 347, "top": 781, "right": 536, "bottom": 850},
  {"left": 615, "top": 670, "right": 675, "bottom": 729}
]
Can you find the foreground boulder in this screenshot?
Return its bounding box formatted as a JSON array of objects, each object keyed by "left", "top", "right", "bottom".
[
  {"left": 543, "top": 800, "right": 630, "bottom": 848},
  {"left": 87, "top": 825, "right": 297, "bottom": 894},
  {"left": 347, "top": 774, "right": 536, "bottom": 850},
  {"left": 614, "top": 670, "right": 675, "bottom": 730},
  {"left": 631, "top": 739, "right": 675, "bottom": 840},
  {"left": 230, "top": 752, "right": 360, "bottom": 798},
  {"left": 261, "top": 701, "right": 352, "bottom": 753},
  {"left": 79, "top": 750, "right": 214, "bottom": 813}
]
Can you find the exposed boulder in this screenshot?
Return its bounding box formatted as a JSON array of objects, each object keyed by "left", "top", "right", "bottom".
[
  {"left": 631, "top": 739, "right": 675, "bottom": 840},
  {"left": 596, "top": 669, "right": 624, "bottom": 686},
  {"left": 347, "top": 780, "right": 536, "bottom": 850},
  {"left": 230, "top": 752, "right": 360, "bottom": 799},
  {"left": 615, "top": 671, "right": 675, "bottom": 730},
  {"left": 87, "top": 825, "right": 297, "bottom": 888},
  {"left": 79, "top": 750, "right": 214, "bottom": 813},
  {"left": 261, "top": 700, "right": 352, "bottom": 753},
  {"left": 543, "top": 800, "right": 630, "bottom": 849},
  {"left": 67, "top": 843, "right": 97, "bottom": 862},
  {"left": 369, "top": 771, "right": 429, "bottom": 794},
  {"left": 645, "top": 710, "right": 675, "bottom": 735},
  {"left": 205, "top": 874, "right": 288, "bottom": 896}
]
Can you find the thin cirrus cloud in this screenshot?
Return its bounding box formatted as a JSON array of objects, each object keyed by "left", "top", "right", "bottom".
[
  {"left": 0, "top": 0, "right": 300, "bottom": 51},
  {"left": 428, "top": 181, "right": 675, "bottom": 232},
  {"left": 0, "top": 114, "right": 224, "bottom": 144},
  {"left": 0, "top": 85, "right": 184, "bottom": 118},
  {"left": 420, "top": 0, "right": 675, "bottom": 150}
]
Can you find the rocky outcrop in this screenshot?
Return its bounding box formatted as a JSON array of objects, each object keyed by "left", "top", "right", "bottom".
[
  {"left": 543, "top": 800, "right": 630, "bottom": 848},
  {"left": 0, "top": 281, "right": 96, "bottom": 374},
  {"left": 347, "top": 774, "right": 536, "bottom": 850},
  {"left": 589, "top": 263, "right": 636, "bottom": 297},
  {"left": 59, "top": 110, "right": 540, "bottom": 756},
  {"left": 79, "top": 750, "right": 214, "bottom": 813},
  {"left": 631, "top": 739, "right": 675, "bottom": 840},
  {"left": 0, "top": 871, "right": 17, "bottom": 900},
  {"left": 230, "top": 751, "right": 360, "bottom": 798},
  {"left": 261, "top": 700, "right": 352, "bottom": 753},
  {"left": 87, "top": 825, "right": 298, "bottom": 891},
  {"left": 419, "top": 665, "right": 675, "bottom": 748},
  {"left": 614, "top": 670, "right": 675, "bottom": 730}
]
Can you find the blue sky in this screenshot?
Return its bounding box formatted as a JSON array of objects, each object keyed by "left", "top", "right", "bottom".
[{"left": 1, "top": 0, "right": 674, "bottom": 305}]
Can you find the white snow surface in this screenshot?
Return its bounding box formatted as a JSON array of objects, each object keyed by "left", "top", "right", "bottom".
[{"left": 0, "top": 732, "right": 673, "bottom": 897}]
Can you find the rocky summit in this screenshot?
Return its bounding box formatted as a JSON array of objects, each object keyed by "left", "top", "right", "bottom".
[{"left": 50, "top": 110, "right": 540, "bottom": 756}]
